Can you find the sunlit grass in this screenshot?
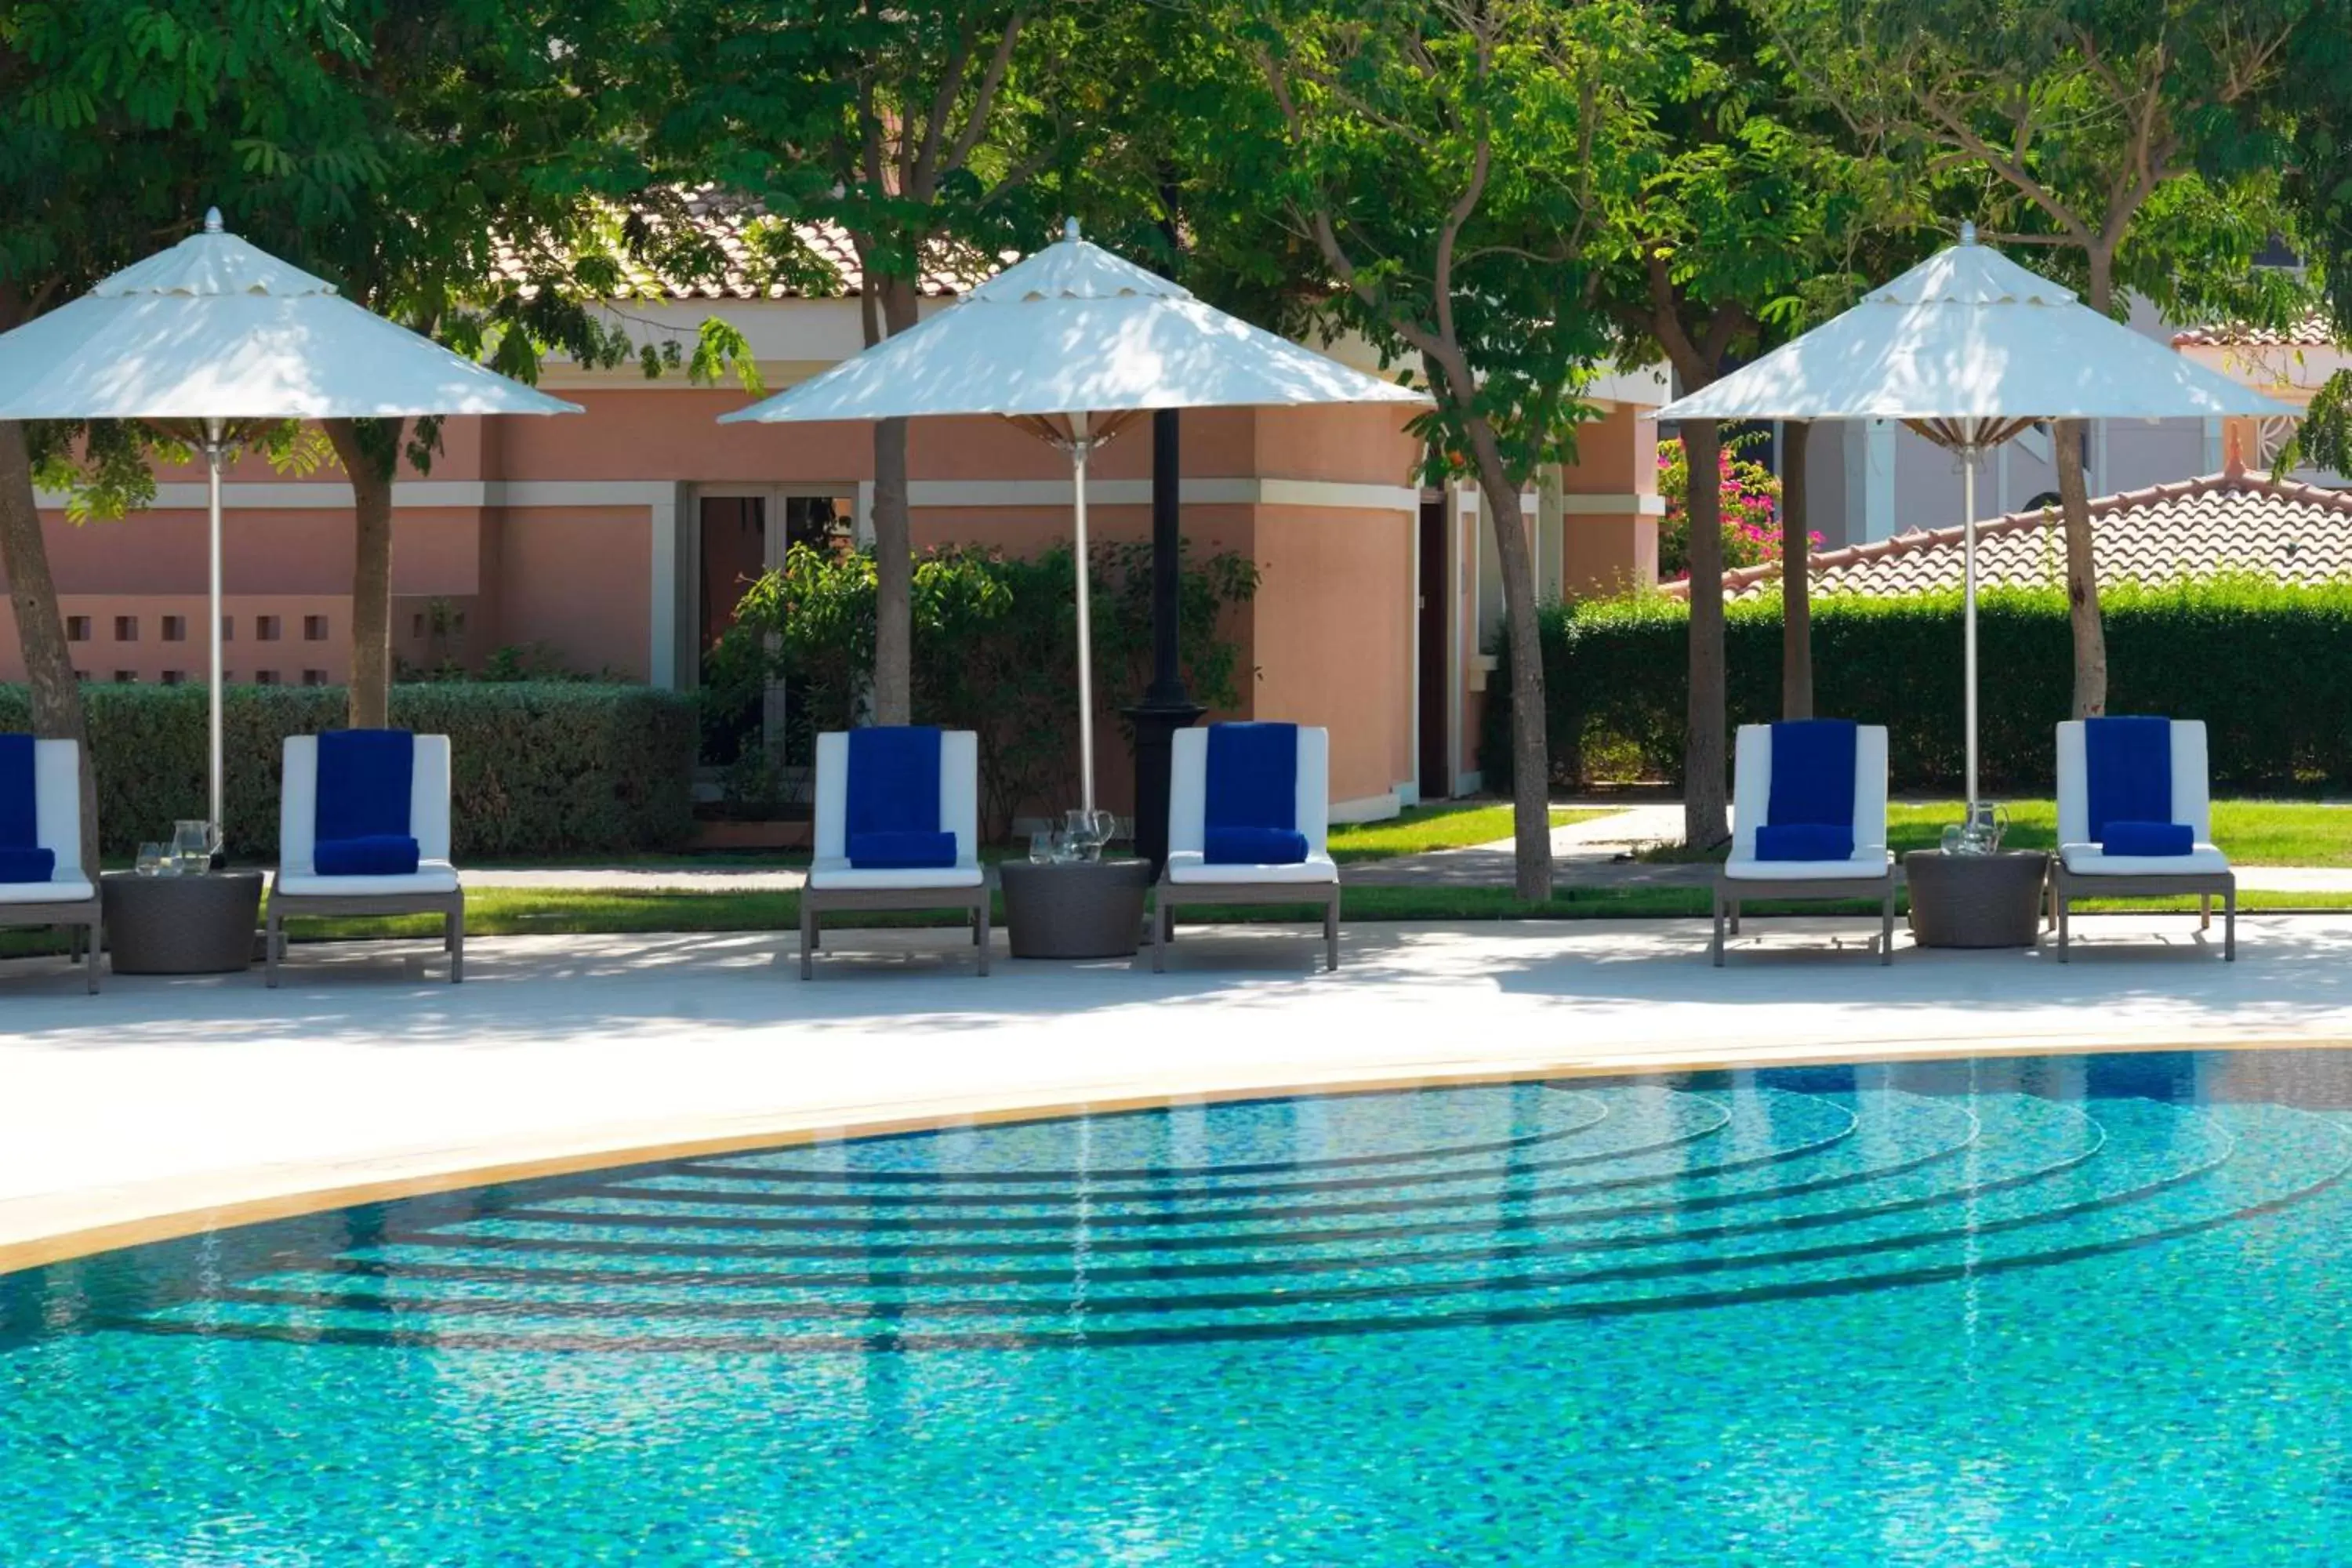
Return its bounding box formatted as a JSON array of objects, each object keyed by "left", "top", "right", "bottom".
[{"left": 1330, "top": 803, "right": 1615, "bottom": 862}]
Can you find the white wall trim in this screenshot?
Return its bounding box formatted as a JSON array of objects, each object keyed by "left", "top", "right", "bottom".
[
  {"left": 1330, "top": 790, "right": 1403, "bottom": 825},
  {"left": 648, "top": 483, "right": 685, "bottom": 688},
  {"left": 1557, "top": 492, "right": 1667, "bottom": 516},
  {"left": 902, "top": 477, "right": 1417, "bottom": 512},
  {"left": 36, "top": 479, "right": 688, "bottom": 511}
]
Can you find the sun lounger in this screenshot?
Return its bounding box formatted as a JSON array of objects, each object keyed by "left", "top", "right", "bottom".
[
  {"left": 1713, "top": 720, "right": 1895, "bottom": 966},
  {"left": 801, "top": 727, "right": 988, "bottom": 978},
  {"left": 0, "top": 736, "right": 100, "bottom": 992},
  {"left": 2050, "top": 717, "right": 2234, "bottom": 960},
  {"left": 1149, "top": 722, "right": 1339, "bottom": 972},
  {"left": 267, "top": 730, "right": 463, "bottom": 985}
]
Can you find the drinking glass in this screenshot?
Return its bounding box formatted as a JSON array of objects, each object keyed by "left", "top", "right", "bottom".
[
  {"left": 1939, "top": 824, "right": 1965, "bottom": 855},
  {"left": 1029, "top": 829, "right": 1053, "bottom": 864},
  {"left": 136, "top": 842, "right": 165, "bottom": 877}
]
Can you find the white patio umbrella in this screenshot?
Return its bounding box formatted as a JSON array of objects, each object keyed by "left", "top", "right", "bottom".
[
  {"left": 0, "top": 210, "right": 579, "bottom": 832},
  {"left": 720, "top": 219, "right": 1428, "bottom": 814},
  {"left": 1653, "top": 224, "right": 2293, "bottom": 808}
]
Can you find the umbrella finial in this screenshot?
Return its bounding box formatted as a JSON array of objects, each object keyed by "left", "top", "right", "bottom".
[
  {"left": 1064, "top": 216, "right": 1080, "bottom": 242},
  {"left": 203, "top": 207, "right": 223, "bottom": 234},
  {"left": 1960, "top": 220, "right": 1977, "bottom": 245}
]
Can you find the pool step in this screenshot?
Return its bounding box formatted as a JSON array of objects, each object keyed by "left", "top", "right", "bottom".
[{"left": 115, "top": 1093, "right": 2352, "bottom": 1354}]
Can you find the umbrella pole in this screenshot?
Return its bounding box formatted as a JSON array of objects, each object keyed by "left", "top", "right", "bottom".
[
  {"left": 1962, "top": 445, "right": 1980, "bottom": 811},
  {"left": 205, "top": 417, "right": 227, "bottom": 837},
  {"left": 1070, "top": 419, "right": 1096, "bottom": 815}
]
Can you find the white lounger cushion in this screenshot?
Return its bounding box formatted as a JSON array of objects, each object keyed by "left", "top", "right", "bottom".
[
  {"left": 0, "top": 739, "right": 94, "bottom": 903},
  {"left": 279, "top": 733, "right": 458, "bottom": 895},
  {"left": 1167, "top": 725, "right": 1337, "bottom": 886},
  {"left": 2054, "top": 719, "right": 2227, "bottom": 877},
  {"left": 807, "top": 728, "right": 982, "bottom": 892},
  {"left": 275, "top": 862, "right": 462, "bottom": 898},
  {"left": 2059, "top": 844, "right": 2230, "bottom": 876},
  {"left": 1165, "top": 850, "right": 1341, "bottom": 886},
  {"left": 1722, "top": 850, "right": 1894, "bottom": 883},
  {"left": 1725, "top": 723, "right": 1892, "bottom": 878}
]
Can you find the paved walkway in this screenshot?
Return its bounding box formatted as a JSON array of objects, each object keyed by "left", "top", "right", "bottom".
[{"left": 3, "top": 912, "right": 2345, "bottom": 1274}]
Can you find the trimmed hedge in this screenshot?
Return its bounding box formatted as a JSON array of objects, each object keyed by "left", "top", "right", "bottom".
[
  {"left": 1486, "top": 578, "right": 2352, "bottom": 795},
  {"left": 0, "top": 683, "right": 695, "bottom": 858}
]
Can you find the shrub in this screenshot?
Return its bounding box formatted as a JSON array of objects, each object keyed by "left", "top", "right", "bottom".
[
  {"left": 1484, "top": 575, "right": 2352, "bottom": 796},
  {"left": 0, "top": 682, "right": 695, "bottom": 858},
  {"left": 712, "top": 540, "right": 1261, "bottom": 835},
  {"left": 1657, "top": 435, "right": 1809, "bottom": 579}
]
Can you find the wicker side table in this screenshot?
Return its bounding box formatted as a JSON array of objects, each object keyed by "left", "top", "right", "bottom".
[
  {"left": 102, "top": 870, "right": 264, "bottom": 975},
  {"left": 999, "top": 858, "right": 1152, "bottom": 959},
  {"left": 1904, "top": 850, "right": 2049, "bottom": 949}
]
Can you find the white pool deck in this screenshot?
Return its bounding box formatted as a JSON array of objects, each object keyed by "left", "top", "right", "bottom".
[{"left": 3, "top": 912, "right": 2347, "bottom": 1274}]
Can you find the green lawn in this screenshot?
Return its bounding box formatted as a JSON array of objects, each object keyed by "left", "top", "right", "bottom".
[
  {"left": 1329, "top": 803, "right": 1616, "bottom": 863},
  {"left": 1888, "top": 799, "right": 2352, "bottom": 866}
]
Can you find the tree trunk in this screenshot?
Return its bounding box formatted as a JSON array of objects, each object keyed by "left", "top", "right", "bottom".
[
  {"left": 1682, "top": 419, "right": 1729, "bottom": 848},
  {"left": 1464, "top": 422, "right": 1554, "bottom": 902},
  {"left": 867, "top": 276, "right": 922, "bottom": 727},
  {"left": 1780, "top": 421, "right": 1813, "bottom": 720},
  {"left": 0, "top": 421, "right": 97, "bottom": 871},
  {"left": 324, "top": 418, "right": 402, "bottom": 728},
  {"left": 2054, "top": 416, "right": 2106, "bottom": 718}
]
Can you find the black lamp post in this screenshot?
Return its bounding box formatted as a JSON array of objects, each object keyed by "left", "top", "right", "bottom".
[{"left": 1123, "top": 408, "right": 1204, "bottom": 873}]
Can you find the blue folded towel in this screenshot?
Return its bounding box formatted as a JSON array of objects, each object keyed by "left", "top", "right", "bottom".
[
  {"left": 0, "top": 846, "right": 55, "bottom": 884},
  {"left": 1206, "top": 724, "right": 1298, "bottom": 832},
  {"left": 317, "top": 729, "right": 415, "bottom": 843},
  {"left": 2100, "top": 821, "right": 2194, "bottom": 857},
  {"left": 846, "top": 728, "right": 946, "bottom": 869},
  {"left": 845, "top": 830, "right": 958, "bottom": 870},
  {"left": 1205, "top": 827, "right": 1309, "bottom": 866},
  {"left": 314, "top": 835, "right": 421, "bottom": 877},
  {"left": 2085, "top": 717, "right": 2172, "bottom": 844},
  {"left": 1755, "top": 824, "right": 1855, "bottom": 862}
]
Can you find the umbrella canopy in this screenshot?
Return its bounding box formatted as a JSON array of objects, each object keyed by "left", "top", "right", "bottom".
[
  {"left": 1652, "top": 227, "right": 2291, "bottom": 433},
  {"left": 1650, "top": 227, "right": 2296, "bottom": 810},
  {"left": 721, "top": 220, "right": 1427, "bottom": 815},
  {"left": 0, "top": 210, "right": 580, "bottom": 833},
  {"left": 0, "top": 215, "right": 580, "bottom": 424},
  {"left": 720, "top": 220, "right": 1425, "bottom": 429}
]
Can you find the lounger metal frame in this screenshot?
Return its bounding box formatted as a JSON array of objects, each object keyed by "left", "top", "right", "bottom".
[
  {"left": 799, "top": 880, "right": 991, "bottom": 979},
  {"left": 1144, "top": 876, "right": 1339, "bottom": 974},
  {"left": 1711, "top": 868, "right": 1896, "bottom": 968},
  {"left": 266, "top": 886, "right": 464, "bottom": 987},
  {"left": 2047, "top": 865, "right": 2235, "bottom": 962},
  {"left": 7, "top": 895, "right": 103, "bottom": 993}
]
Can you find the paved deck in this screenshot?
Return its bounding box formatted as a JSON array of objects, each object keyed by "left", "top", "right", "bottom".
[{"left": 4, "top": 910, "right": 2346, "bottom": 1274}]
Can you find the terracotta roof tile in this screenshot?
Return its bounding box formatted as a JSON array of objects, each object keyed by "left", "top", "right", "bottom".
[
  {"left": 2172, "top": 310, "right": 2339, "bottom": 349},
  {"left": 1661, "top": 470, "right": 2352, "bottom": 603},
  {"left": 489, "top": 185, "right": 999, "bottom": 303}
]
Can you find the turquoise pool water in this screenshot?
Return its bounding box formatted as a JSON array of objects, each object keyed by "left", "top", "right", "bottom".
[{"left": 4, "top": 1050, "right": 2350, "bottom": 1564}]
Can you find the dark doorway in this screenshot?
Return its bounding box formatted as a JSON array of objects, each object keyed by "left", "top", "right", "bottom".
[{"left": 1417, "top": 499, "right": 1450, "bottom": 800}]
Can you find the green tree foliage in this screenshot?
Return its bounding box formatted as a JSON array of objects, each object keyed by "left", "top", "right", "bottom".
[
  {"left": 1757, "top": 0, "right": 2335, "bottom": 722},
  {"left": 1591, "top": 0, "right": 1929, "bottom": 841},
  {"left": 0, "top": 0, "right": 373, "bottom": 855},
  {"left": 644, "top": 0, "right": 1087, "bottom": 728},
  {"left": 1173, "top": 0, "right": 1650, "bottom": 898}
]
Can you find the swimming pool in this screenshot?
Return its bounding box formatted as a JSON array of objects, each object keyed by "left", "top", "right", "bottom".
[{"left": 4, "top": 1049, "right": 2350, "bottom": 1564}]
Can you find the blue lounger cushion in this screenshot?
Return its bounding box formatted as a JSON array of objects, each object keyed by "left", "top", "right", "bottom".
[
  {"left": 1205, "top": 827, "right": 1309, "bottom": 866},
  {"left": 0, "top": 846, "right": 55, "bottom": 884},
  {"left": 846, "top": 727, "right": 953, "bottom": 869},
  {"left": 845, "top": 829, "right": 958, "bottom": 869},
  {"left": 0, "top": 733, "right": 35, "bottom": 858},
  {"left": 1205, "top": 723, "right": 1301, "bottom": 864},
  {"left": 1755, "top": 823, "right": 1855, "bottom": 862},
  {"left": 316, "top": 728, "right": 415, "bottom": 848},
  {"left": 314, "top": 834, "right": 422, "bottom": 877},
  {"left": 1765, "top": 720, "right": 1857, "bottom": 829},
  {"left": 2085, "top": 717, "right": 2173, "bottom": 844},
  {"left": 2100, "top": 820, "right": 2193, "bottom": 857}
]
